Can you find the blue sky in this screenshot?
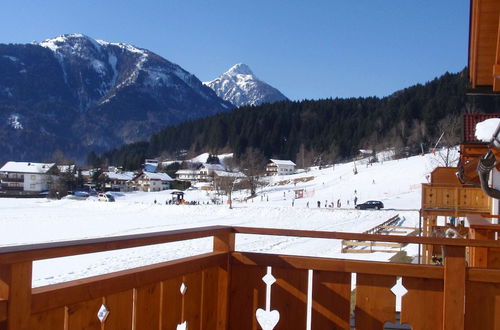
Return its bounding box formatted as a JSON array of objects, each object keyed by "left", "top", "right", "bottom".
[{"left": 0, "top": 0, "right": 469, "bottom": 100}]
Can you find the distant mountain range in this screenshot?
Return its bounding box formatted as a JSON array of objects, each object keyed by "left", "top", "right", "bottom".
[
  {"left": 204, "top": 63, "right": 288, "bottom": 107},
  {"left": 0, "top": 34, "right": 238, "bottom": 162}
]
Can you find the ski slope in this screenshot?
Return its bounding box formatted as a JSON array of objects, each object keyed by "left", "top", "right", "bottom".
[{"left": 0, "top": 153, "right": 440, "bottom": 287}]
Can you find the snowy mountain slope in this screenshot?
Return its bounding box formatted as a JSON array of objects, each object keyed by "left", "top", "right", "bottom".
[
  {"left": 0, "top": 34, "right": 233, "bottom": 162},
  {"left": 0, "top": 152, "right": 441, "bottom": 286},
  {"left": 204, "top": 63, "right": 288, "bottom": 107}
]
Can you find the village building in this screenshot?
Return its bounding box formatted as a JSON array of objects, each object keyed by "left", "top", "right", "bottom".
[
  {"left": 135, "top": 172, "right": 174, "bottom": 192},
  {"left": 101, "top": 171, "right": 136, "bottom": 192},
  {"left": 176, "top": 163, "right": 227, "bottom": 183},
  {"left": 175, "top": 169, "right": 200, "bottom": 182},
  {"left": 265, "top": 159, "right": 296, "bottom": 176},
  {"left": 0, "top": 161, "right": 58, "bottom": 195}
]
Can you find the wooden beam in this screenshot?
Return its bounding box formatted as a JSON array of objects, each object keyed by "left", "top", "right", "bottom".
[
  {"left": 442, "top": 246, "right": 465, "bottom": 330},
  {"left": 233, "top": 226, "right": 500, "bottom": 248},
  {"left": 231, "top": 252, "right": 444, "bottom": 279},
  {"left": 493, "top": 13, "right": 500, "bottom": 91},
  {"left": 6, "top": 262, "right": 32, "bottom": 330},
  {"left": 0, "top": 226, "right": 232, "bottom": 264}
]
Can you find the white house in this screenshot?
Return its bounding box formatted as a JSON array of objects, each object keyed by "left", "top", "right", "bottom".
[
  {"left": 136, "top": 172, "right": 174, "bottom": 192},
  {"left": 176, "top": 163, "right": 226, "bottom": 183},
  {"left": 175, "top": 169, "right": 200, "bottom": 182},
  {"left": 0, "top": 161, "right": 58, "bottom": 195},
  {"left": 266, "top": 159, "right": 296, "bottom": 176},
  {"left": 102, "top": 171, "right": 136, "bottom": 192}
]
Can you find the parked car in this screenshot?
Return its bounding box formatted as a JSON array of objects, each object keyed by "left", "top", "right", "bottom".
[
  {"left": 355, "top": 200, "right": 384, "bottom": 210},
  {"left": 98, "top": 193, "right": 115, "bottom": 202}
]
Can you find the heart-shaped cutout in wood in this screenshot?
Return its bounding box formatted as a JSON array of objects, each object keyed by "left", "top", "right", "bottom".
[{"left": 256, "top": 308, "right": 280, "bottom": 330}]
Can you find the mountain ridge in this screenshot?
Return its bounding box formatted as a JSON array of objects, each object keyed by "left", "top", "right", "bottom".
[{"left": 0, "top": 34, "right": 233, "bottom": 163}]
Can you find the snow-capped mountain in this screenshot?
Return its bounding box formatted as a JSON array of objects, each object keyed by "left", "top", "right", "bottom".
[
  {"left": 204, "top": 63, "right": 288, "bottom": 107},
  {"left": 0, "top": 34, "right": 233, "bottom": 162}
]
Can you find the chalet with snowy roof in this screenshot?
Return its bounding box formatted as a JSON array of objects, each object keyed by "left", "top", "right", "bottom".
[
  {"left": 0, "top": 161, "right": 58, "bottom": 195},
  {"left": 135, "top": 172, "right": 174, "bottom": 192},
  {"left": 101, "top": 171, "right": 136, "bottom": 192},
  {"left": 266, "top": 159, "right": 296, "bottom": 176},
  {"left": 175, "top": 163, "right": 227, "bottom": 183},
  {"left": 198, "top": 163, "right": 226, "bottom": 181}
]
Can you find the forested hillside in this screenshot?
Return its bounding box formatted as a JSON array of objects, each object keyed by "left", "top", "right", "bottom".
[{"left": 99, "top": 69, "right": 499, "bottom": 169}]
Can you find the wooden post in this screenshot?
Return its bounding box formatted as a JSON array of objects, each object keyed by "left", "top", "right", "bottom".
[
  {"left": 213, "top": 230, "right": 235, "bottom": 330},
  {"left": 442, "top": 246, "right": 465, "bottom": 330},
  {"left": 468, "top": 228, "right": 493, "bottom": 267},
  {"left": 1, "top": 262, "right": 32, "bottom": 330}
]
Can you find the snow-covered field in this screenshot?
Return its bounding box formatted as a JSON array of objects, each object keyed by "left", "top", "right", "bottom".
[{"left": 0, "top": 153, "right": 439, "bottom": 287}]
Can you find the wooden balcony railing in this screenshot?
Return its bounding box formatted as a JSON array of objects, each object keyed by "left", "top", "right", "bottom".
[
  {"left": 421, "top": 184, "right": 491, "bottom": 214},
  {"left": 1, "top": 225, "right": 500, "bottom": 329}
]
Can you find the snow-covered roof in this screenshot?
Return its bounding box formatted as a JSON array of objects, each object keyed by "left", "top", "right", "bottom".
[
  {"left": 359, "top": 149, "right": 373, "bottom": 155},
  {"left": 201, "top": 163, "right": 226, "bottom": 171},
  {"left": 141, "top": 172, "right": 174, "bottom": 181},
  {"left": 104, "top": 171, "right": 135, "bottom": 181},
  {"left": 144, "top": 163, "right": 158, "bottom": 173},
  {"left": 0, "top": 162, "right": 56, "bottom": 174},
  {"left": 269, "top": 159, "right": 296, "bottom": 166},
  {"left": 214, "top": 170, "right": 246, "bottom": 178},
  {"left": 175, "top": 169, "right": 198, "bottom": 175},
  {"left": 475, "top": 118, "right": 500, "bottom": 147}
]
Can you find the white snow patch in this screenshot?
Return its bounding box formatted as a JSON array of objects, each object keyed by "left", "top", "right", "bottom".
[
  {"left": 2, "top": 55, "right": 20, "bottom": 62},
  {"left": 475, "top": 118, "right": 500, "bottom": 143},
  {"left": 7, "top": 114, "right": 23, "bottom": 129}
]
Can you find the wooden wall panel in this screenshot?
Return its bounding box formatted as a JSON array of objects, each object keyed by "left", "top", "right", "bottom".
[
  {"left": 30, "top": 307, "right": 66, "bottom": 330},
  {"left": 135, "top": 283, "right": 161, "bottom": 329},
  {"left": 183, "top": 271, "right": 202, "bottom": 330},
  {"left": 201, "top": 267, "right": 221, "bottom": 329},
  {"left": 465, "top": 281, "right": 500, "bottom": 330},
  {"left": 161, "top": 276, "right": 183, "bottom": 330},
  {"left": 311, "top": 270, "right": 351, "bottom": 330},
  {"left": 355, "top": 274, "right": 396, "bottom": 329},
  {"left": 400, "top": 277, "right": 443, "bottom": 329},
  {"left": 103, "top": 290, "right": 133, "bottom": 330},
  {"left": 67, "top": 297, "right": 102, "bottom": 330},
  {"left": 272, "top": 267, "right": 308, "bottom": 330},
  {"left": 228, "top": 265, "right": 266, "bottom": 330}
]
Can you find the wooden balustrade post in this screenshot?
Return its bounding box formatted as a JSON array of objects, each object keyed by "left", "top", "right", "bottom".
[
  {"left": 213, "top": 230, "right": 235, "bottom": 330},
  {"left": 1, "top": 262, "right": 32, "bottom": 330},
  {"left": 442, "top": 246, "right": 465, "bottom": 330}
]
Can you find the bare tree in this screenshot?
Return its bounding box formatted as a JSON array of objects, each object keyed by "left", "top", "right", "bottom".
[
  {"left": 240, "top": 147, "right": 267, "bottom": 197},
  {"left": 431, "top": 115, "right": 461, "bottom": 167}
]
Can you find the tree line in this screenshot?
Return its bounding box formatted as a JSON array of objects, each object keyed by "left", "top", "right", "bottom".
[{"left": 94, "top": 69, "right": 500, "bottom": 170}]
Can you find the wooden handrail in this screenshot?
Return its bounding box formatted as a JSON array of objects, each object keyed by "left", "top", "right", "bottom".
[
  {"left": 1, "top": 225, "right": 499, "bottom": 265},
  {"left": 0, "top": 225, "right": 232, "bottom": 264},
  {"left": 233, "top": 226, "right": 500, "bottom": 248},
  {"left": 231, "top": 252, "right": 444, "bottom": 279}
]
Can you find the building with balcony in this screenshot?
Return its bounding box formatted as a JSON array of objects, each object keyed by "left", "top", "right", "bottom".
[
  {"left": 265, "top": 159, "right": 296, "bottom": 176},
  {"left": 0, "top": 161, "right": 58, "bottom": 196},
  {"left": 135, "top": 172, "right": 174, "bottom": 192}
]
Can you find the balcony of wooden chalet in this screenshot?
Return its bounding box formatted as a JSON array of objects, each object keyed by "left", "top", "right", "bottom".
[{"left": 1, "top": 226, "right": 500, "bottom": 330}]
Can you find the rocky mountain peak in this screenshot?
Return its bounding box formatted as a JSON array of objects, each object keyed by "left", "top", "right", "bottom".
[{"left": 204, "top": 63, "right": 288, "bottom": 107}]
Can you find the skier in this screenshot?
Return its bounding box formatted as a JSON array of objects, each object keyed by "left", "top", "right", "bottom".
[
  {"left": 317, "top": 200, "right": 321, "bottom": 208},
  {"left": 354, "top": 196, "right": 358, "bottom": 206}
]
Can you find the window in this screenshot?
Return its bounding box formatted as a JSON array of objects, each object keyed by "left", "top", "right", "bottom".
[
  {"left": 30, "top": 184, "right": 35, "bottom": 189},
  {"left": 31, "top": 175, "right": 36, "bottom": 180}
]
